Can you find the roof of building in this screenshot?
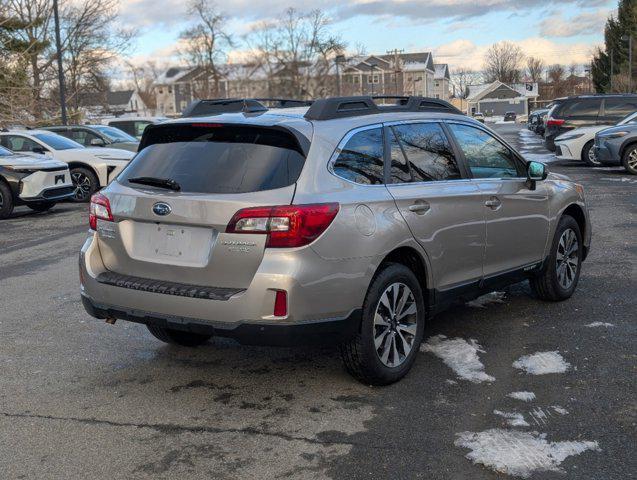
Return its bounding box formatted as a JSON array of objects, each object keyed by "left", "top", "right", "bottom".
[
  {"left": 467, "top": 81, "right": 539, "bottom": 102},
  {"left": 434, "top": 64, "right": 450, "bottom": 80},
  {"left": 79, "top": 90, "right": 136, "bottom": 108}
]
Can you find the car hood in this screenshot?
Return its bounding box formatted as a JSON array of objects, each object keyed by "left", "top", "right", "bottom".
[
  {"left": 597, "top": 124, "right": 637, "bottom": 136},
  {"left": 556, "top": 125, "right": 609, "bottom": 140},
  {"left": 110, "top": 142, "right": 139, "bottom": 153},
  {"left": 84, "top": 147, "right": 134, "bottom": 159},
  {"left": 0, "top": 153, "right": 67, "bottom": 169},
  {"left": 55, "top": 147, "right": 133, "bottom": 162},
  {"left": 548, "top": 172, "right": 571, "bottom": 182}
]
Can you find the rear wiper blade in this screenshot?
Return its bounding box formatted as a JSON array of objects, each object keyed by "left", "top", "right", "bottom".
[{"left": 127, "top": 176, "right": 181, "bottom": 191}]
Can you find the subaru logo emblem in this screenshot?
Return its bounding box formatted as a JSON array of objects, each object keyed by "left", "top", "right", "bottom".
[{"left": 152, "top": 202, "right": 171, "bottom": 216}]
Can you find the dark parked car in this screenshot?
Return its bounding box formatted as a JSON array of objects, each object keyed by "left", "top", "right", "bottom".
[
  {"left": 43, "top": 125, "right": 139, "bottom": 152},
  {"left": 593, "top": 123, "right": 637, "bottom": 175},
  {"left": 544, "top": 94, "right": 637, "bottom": 152},
  {"left": 504, "top": 111, "right": 517, "bottom": 122},
  {"left": 105, "top": 117, "right": 168, "bottom": 140},
  {"left": 528, "top": 109, "right": 548, "bottom": 133}
]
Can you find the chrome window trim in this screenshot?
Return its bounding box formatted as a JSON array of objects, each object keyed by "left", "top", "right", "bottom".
[{"left": 327, "top": 123, "right": 387, "bottom": 187}]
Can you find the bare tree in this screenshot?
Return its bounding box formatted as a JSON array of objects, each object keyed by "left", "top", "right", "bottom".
[
  {"left": 247, "top": 8, "right": 345, "bottom": 98},
  {"left": 61, "top": 0, "right": 135, "bottom": 111},
  {"left": 179, "top": 0, "right": 233, "bottom": 98},
  {"left": 548, "top": 64, "right": 567, "bottom": 97},
  {"left": 126, "top": 60, "right": 161, "bottom": 110},
  {"left": 450, "top": 68, "right": 482, "bottom": 100},
  {"left": 526, "top": 56, "right": 544, "bottom": 82},
  {"left": 483, "top": 41, "right": 524, "bottom": 84}
]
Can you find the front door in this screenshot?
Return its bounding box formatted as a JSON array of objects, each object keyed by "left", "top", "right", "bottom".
[
  {"left": 446, "top": 123, "right": 550, "bottom": 278},
  {"left": 384, "top": 122, "right": 486, "bottom": 292}
]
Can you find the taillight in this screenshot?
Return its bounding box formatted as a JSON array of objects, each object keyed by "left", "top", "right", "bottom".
[
  {"left": 546, "top": 118, "right": 565, "bottom": 127},
  {"left": 226, "top": 203, "right": 339, "bottom": 248},
  {"left": 89, "top": 193, "right": 113, "bottom": 230}
]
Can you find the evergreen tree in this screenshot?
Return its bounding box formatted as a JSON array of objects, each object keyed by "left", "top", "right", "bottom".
[{"left": 592, "top": 0, "right": 637, "bottom": 92}]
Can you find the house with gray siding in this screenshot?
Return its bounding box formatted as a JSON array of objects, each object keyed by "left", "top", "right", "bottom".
[{"left": 466, "top": 81, "right": 539, "bottom": 117}]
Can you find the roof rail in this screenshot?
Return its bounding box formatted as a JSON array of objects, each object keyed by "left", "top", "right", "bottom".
[
  {"left": 181, "top": 98, "right": 312, "bottom": 117},
  {"left": 303, "top": 96, "right": 463, "bottom": 121}
]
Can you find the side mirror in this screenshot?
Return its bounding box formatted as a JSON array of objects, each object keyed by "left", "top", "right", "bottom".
[
  {"left": 90, "top": 138, "right": 105, "bottom": 146},
  {"left": 32, "top": 146, "right": 47, "bottom": 154},
  {"left": 526, "top": 161, "right": 547, "bottom": 190}
]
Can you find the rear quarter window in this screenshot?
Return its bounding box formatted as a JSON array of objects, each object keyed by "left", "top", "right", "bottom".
[
  {"left": 332, "top": 127, "right": 384, "bottom": 185},
  {"left": 120, "top": 124, "right": 306, "bottom": 194}
]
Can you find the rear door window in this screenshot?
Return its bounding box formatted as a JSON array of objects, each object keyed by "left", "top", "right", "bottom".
[
  {"left": 603, "top": 98, "right": 637, "bottom": 123},
  {"left": 389, "top": 123, "right": 460, "bottom": 183},
  {"left": 120, "top": 124, "right": 306, "bottom": 194},
  {"left": 560, "top": 99, "right": 600, "bottom": 118},
  {"left": 332, "top": 127, "right": 384, "bottom": 185}
]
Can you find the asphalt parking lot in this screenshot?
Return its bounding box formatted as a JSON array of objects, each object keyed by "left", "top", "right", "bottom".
[{"left": 0, "top": 122, "right": 635, "bottom": 479}]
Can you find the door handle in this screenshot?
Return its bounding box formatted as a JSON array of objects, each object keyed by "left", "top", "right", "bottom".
[
  {"left": 484, "top": 196, "right": 502, "bottom": 209},
  {"left": 409, "top": 201, "right": 430, "bottom": 214}
]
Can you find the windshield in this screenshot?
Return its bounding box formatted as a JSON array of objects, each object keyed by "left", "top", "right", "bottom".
[
  {"left": 618, "top": 111, "right": 637, "bottom": 125},
  {"left": 93, "top": 126, "right": 137, "bottom": 142},
  {"left": 33, "top": 133, "right": 83, "bottom": 150}
]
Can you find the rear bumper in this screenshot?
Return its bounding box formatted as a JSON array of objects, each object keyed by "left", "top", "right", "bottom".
[{"left": 81, "top": 294, "right": 361, "bottom": 346}]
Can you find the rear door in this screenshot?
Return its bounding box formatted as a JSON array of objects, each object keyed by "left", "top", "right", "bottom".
[
  {"left": 95, "top": 123, "right": 308, "bottom": 289},
  {"left": 384, "top": 121, "right": 486, "bottom": 291},
  {"left": 446, "top": 123, "right": 549, "bottom": 277},
  {"left": 561, "top": 98, "right": 601, "bottom": 130}
]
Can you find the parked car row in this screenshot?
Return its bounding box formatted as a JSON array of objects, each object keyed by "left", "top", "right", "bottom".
[{"left": 527, "top": 94, "right": 637, "bottom": 175}]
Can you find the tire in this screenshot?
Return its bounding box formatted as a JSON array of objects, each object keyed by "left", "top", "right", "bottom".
[
  {"left": 581, "top": 140, "right": 600, "bottom": 167},
  {"left": 621, "top": 144, "right": 637, "bottom": 175},
  {"left": 146, "top": 324, "right": 212, "bottom": 347},
  {"left": 27, "top": 201, "right": 56, "bottom": 212},
  {"left": 0, "top": 180, "right": 14, "bottom": 219},
  {"left": 530, "top": 215, "right": 583, "bottom": 301},
  {"left": 340, "top": 263, "right": 425, "bottom": 386},
  {"left": 70, "top": 167, "right": 99, "bottom": 203}
]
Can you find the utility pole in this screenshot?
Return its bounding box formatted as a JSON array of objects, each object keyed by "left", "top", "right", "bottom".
[
  {"left": 53, "top": 0, "right": 68, "bottom": 125},
  {"left": 610, "top": 50, "right": 614, "bottom": 92},
  {"left": 386, "top": 48, "right": 404, "bottom": 95}
]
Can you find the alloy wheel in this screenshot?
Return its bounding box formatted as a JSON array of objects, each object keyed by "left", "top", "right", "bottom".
[
  {"left": 373, "top": 282, "right": 418, "bottom": 368},
  {"left": 0, "top": 190, "right": 4, "bottom": 209},
  {"left": 71, "top": 172, "right": 92, "bottom": 201},
  {"left": 556, "top": 228, "right": 579, "bottom": 289},
  {"left": 588, "top": 146, "right": 600, "bottom": 165},
  {"left": 628, "top": 150, "right": 637, "bottom": 170}
]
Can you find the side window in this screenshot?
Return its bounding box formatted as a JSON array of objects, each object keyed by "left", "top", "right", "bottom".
[
  {"left": 604, "top": 98, "right": 637, "bottom": 122},
  {"left": 71, "top": 129, "right": 100, "bottom": 146},
  {"left": 561, "top": 99, "right": 600, "bottom": 118},
  {"left": 390, "top": 123, "right": 460, "bottom": 183},
  {"left": 135, "top": 122, "right": 151, "bottom": 138},
  {"left": 448, "top": 124, "right": 521, "bottom": 179},
  {"left": 4, "top": 135, "right": 40, "bottom": 153},
  {"left": 332, "top": 127, "right": 384, "bottom": 185}
]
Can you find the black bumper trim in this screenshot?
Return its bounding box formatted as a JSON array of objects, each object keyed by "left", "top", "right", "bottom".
[
  {"left": 81, "top": 295, "right": 361, "bottom": 346},
  {"left": 96, "top": 271, "right": 244, "bottom": 301}
]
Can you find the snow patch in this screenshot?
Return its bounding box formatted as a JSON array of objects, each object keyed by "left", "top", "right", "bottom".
[
  {"left": 513, "top": 351, "right": 571, "bottom": 375},
  {"left": 465, "top": 291, "right": 506, "bottom": 308},
  {"left": 422, "top": 335, "right": 495, "bottom": 383},
  {"left": 585, "top": 322, "right": 615, "bottom": 328},
  {"left": 552, "top": 405, "right": 569, "bottom": 415},
  {"left": 455, "top": 429, "right": 600, "bottom": 478},
  {"left": 508, "top": 391, "right": 536, "bottom": 402},
  {"left": 494, "top": 410, "right": 530, "bottom": 427}
]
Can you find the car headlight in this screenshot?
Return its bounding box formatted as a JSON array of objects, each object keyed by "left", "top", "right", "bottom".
[
  {"left": 556, "top": 133, "right": 584, "bottom": 141},
  {"left": 600, "top": 131, "right": 630, "bottom": 139}
]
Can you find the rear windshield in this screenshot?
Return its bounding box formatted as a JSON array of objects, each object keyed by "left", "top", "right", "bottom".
[{"left": 119, "top": 124, "right": 306, "bottom": 194}]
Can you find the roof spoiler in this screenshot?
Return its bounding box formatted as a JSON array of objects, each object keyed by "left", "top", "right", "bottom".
[
  {"left": 181, "top": 98, "right": 312, "bottom": 117},
  {"left": 303, "top": 96, "right": 463, "bottom": 121}
]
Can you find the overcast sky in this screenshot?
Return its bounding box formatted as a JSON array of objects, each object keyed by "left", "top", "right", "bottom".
[{"left": 118, "top": 0, "right": 614, "bottom": 71}]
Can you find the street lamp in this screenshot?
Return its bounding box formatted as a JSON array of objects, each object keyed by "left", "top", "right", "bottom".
[{"left": 622, "top": 34, "right": 633, "bottom": 93}]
